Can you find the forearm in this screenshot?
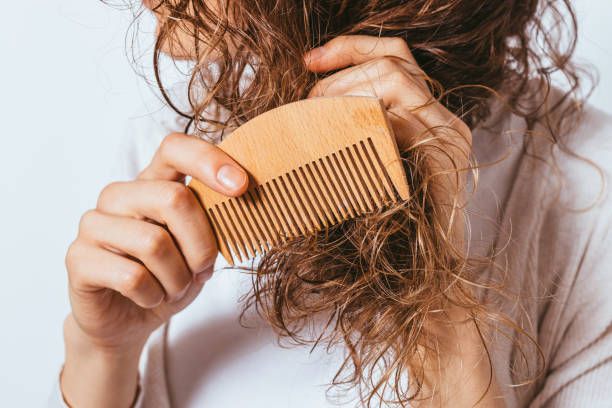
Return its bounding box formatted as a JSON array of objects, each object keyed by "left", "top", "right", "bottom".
[{"left": 60, "top": 315, "right": 143, "bottom": 408}]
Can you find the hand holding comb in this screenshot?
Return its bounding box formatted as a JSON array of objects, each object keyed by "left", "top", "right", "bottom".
[{"left": 187, "top": 96, "right": 410, "bottom": 265}]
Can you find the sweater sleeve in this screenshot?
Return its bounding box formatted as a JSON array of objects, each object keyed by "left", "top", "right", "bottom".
[
  {"left": 47, "top": 369, "right": 145, "bottom": 408},
  {"left": 529, "top": 182, "right": 612, "bottom": 406}
]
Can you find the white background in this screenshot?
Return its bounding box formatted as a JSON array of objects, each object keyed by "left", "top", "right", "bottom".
[{"left": 0, "top": 1, "right": 610, "bottom": 406}]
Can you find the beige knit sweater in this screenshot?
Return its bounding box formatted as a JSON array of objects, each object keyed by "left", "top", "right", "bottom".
[{"left": 50, "top": 86, "right": 612, "bottom": 407}]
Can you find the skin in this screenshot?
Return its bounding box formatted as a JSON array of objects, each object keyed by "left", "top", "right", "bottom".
[{"left": 61, "top": 3, "right": 505, "bottom": 407}]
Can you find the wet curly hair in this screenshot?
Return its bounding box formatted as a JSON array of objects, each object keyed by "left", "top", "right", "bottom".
[{"left": 128, "top": 0, "right": 592, "bottom": 405}]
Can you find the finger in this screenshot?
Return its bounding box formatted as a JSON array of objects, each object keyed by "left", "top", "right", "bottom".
[
  {"left": 304, "top": 35, "right": 420, "bottom": 73},
  {"left": 312, "top": 71, "right": 470, "bottom": 165},
  {"left": 97, "top": 180, "right": 217, "bottom": 274},
  {"left": 305, "top": 35, "right": 466, "bottom": 136},
  {"left": 78, "top": 210, "right": 193, "bottom": 303},
  {"left": 66, "top": 241, "right": 165, "bottom": 309},
  {"left": 308, "top": 75, "right": 435, "bottom": 152},
  {"left": 308, "top": 56, "right": 429, "bottom": 99},
  {"left": 153, "top": 267, "right": 213, "bottom": 317},
  {"left": 307, "top": 62, "right": 467, "bottom": 144},
  {"left": 138, "top": 132, "right": 249, "bottom": 197},
  {"left": 308, "top": 57, "right": 428, "bottom": 103},
  {"left": 389, "top": 104, "right": 472, "bottom": 186}
]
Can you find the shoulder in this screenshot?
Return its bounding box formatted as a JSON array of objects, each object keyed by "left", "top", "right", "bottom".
[
  {"left": 520, "top": 87, "right": 612, "bottom": 276},
  {"left": 522, "top": 99, "right": 612, "bottom": 406},
  {"left": 554, "top": 100, "right": 612, "bottom": 209},
  {"left": 526, "top": 87, "right": 612, "bottom": 211}
]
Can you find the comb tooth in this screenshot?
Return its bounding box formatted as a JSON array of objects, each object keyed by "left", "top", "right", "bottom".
[
  {"left": 304, "top": 162, "right": 341, "bottom": 224},
  {"left": 332, "top": 151, "right": 368, "bottom": 215},
  {"left": 250, "top": 188, "right": 281, "bottom": 246},
  {"left": 351, "top": 142, "right": 384, "bottom": 208},
  {"left": 355, "top": 142, "right": 385, "bottom": 208},
  {"left": 363, "top": 138, "right": 396, "bottom": 202},
  {"left": 279, "top": 173, "right": 315, "bottom": 234},
  {"left": 328, "top": 153, "right": 361, "bottom": 216},
  {"left": 215, "top": 203, "right": 244, "bottom": 263},
  {"left": 257, "top": 184, "right": 289, "bottom": 243},
  {"left": 296, "top": 166, "right": 330, "bottom": 228},
  {"left": 235, "top": 195, "right": 266, "bottom": 255},
  {"left": 270, "top": 178, "right": 303, "bottom": 237},
  {"left": 341, "top": 146, "right": 375, "bottom": 213},
  {"left": 266, "top": 180, "right": 299, "bottom": 238},
  {"left": 207, "top": 206, "right": 233, "bottom": 264},
  {"left": 212, "top": 204, "right": 242, "bottom": 263},
  {"left": 244, "top": 191, "right": 275, "bottom": 249},
  {"left": 325, "top": 155, "right": 358, "bottom": 218},
  {"left": 232, "top": 198, "right": 260, "bottom": 256},
  {"left": 287, "top": 169, "right": 322, "bottom": 231},
  {"left": 318, "top": 157, "right": 352, "bottom": 220},
  {"left": 227, "top": 200, "right": 256, "bottom": 259}
]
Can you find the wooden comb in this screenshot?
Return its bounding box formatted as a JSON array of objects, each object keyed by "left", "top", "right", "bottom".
[{"left": 187, "top": 96, "right": 410, "bottom": 265}]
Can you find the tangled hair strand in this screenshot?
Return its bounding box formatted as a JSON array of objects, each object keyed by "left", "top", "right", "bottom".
[{"left": 127, "top": 0, "right": 595, "bottom": 405}]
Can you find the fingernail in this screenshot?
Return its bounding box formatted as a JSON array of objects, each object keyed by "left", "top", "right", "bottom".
[
  {"left": 217, "top": 164, "right": 247, "bottom": 191},
  {"left": 304, "top": 47, "right": 325, "bottom": 62}
]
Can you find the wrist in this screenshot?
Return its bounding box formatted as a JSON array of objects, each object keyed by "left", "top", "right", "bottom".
[
  {"left": 61, "top": 315, "right": 144, "bottom": 408},
  {"left": 64, "top": 314, "right": 146, "bottom": 357}
]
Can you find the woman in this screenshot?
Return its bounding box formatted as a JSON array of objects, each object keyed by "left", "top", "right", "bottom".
[{"left": 52, "top": 0, "right": 612, "bottom": 407}]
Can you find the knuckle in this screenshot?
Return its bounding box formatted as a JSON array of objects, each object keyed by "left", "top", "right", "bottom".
[
  {"left": 192, "top": 247, "right": 218, "bottom": 273},
  {"left": 97, "top": 181, "right": 122, "bottom": 209},
  {"left": 324, "top": 35, "right": 345, "bottom": 51},
  {"left": 177, "top": 273, "right": 192, "bottom": 293},
  {"left": 310, "top": 81, "right": 327, "bottom": 97},
  {"left": 65, "top": 240, "right": 81, "bottom": 271},
  {"left": 119, "top": 265, "right": 149, "bottom": 295},
  {"left": 159, "top": 132, "right": 182, "bottom": 157},
  {"left": 65, "top": 241, "right": 87, "bottom": 289},
  {"left": 388, "top": 69, "right": 408, "bottom": 85},
  {"left": 163, "top": 183, "right": 194, "bottom": 211},
  {"left": 388, "top": 37, "right": 412, "bottom": 57},
  {"left": 142, "top": 227, "right": 171, "bottom": 257},
  {"left": 389, "top": 36, "right": 409, "bottom": 52},
  {"left": 162, "top": 132, "right": 183, "bottom": 146},
  {"left": 77, "top": 209, "right": 98, "bottom": 236},
  {"left": 375, "top": 57, "right": 400, "bottom": 75}
]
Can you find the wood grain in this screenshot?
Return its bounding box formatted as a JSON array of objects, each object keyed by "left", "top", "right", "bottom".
[{"left": 188, "top": 96, "right": 410, "bottom": 264}]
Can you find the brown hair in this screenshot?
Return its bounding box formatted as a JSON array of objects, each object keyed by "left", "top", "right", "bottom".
[{"left": 134, "top": 0, "right": 592, "bottom": 405}]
